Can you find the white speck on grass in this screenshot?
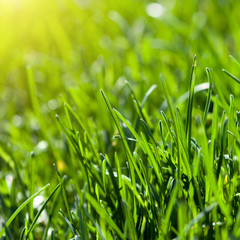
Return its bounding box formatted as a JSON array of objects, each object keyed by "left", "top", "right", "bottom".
[{"left": 146, "top": 3, "right": 165, "bottom": 18}]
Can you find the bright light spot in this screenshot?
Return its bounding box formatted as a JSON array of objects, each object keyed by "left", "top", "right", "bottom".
[
  {"left": 146, "top": 3, "right": 165, "bottom": 18},
  {"left": 33, "top": 195, "right": 44, "bottom": 209},
  {"left": 36, "top": 140, "right": 48, "bottom": 152}
]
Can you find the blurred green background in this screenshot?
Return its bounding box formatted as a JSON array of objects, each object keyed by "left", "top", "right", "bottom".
[{"left": 1, "top": 0, "right": 240, "bottom": 199}]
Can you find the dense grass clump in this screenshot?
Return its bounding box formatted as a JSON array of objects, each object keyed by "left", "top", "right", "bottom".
[{"left": 2, "top": 0, "right": 240, "bottom": 239}]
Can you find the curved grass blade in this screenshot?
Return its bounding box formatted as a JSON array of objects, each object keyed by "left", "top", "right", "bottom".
[{"left": 0, "top": 184, "right": 50, "bottom": 238}]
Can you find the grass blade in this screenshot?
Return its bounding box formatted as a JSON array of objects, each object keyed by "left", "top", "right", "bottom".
[
  {"left": 0, "top": 184, "right": 50, "bottom": 238},
  {"left": 222, "top": 69, "right": 240, "bottom": 84},
  {"left": 203, "top": 67, "right": 213, "bottom": 125},
  {"left": 85, "top": 192, "right": 124, "bottom": 239},
  {"left": 186, "top": 55, "right": 197, "bottom": 159},
  {"left": 26, "top": 183, "right": 61, "bottom": 238}
]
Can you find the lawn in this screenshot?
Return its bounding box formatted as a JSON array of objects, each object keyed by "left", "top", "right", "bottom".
[{"left": 1, "top": 0, "right": 240, "bottom": 239}]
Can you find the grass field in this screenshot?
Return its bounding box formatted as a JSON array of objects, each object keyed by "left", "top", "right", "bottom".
[{"left": 1, "top": 0, "right": 240, "bottom": 239}]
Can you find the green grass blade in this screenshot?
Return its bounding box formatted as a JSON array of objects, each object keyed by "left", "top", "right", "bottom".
[
  {"left": 186, "top": 55, "right": 197, "bottom": 159},
  {"left": 83, "top": 208, "right": 106, "bottom": 240},
  {"left": 85, "top": 192, "right": 124, "bottom": 239},
  {"left": 59, "top": 209, "right": 78, "bottom": 236},
  {"left": 0, "top": 184, "right": 50, "bottom": 238},
  {"left": 203, "top": 67, "right": 213, "bottom": 125},
  {"left": 29, "top": 151, "right": 35, "bottom": 222},
  {"left": 183, "top": 202, "right": 218, "bottom": 235},
  {"left": 230, "top": 55, "right": 240, "bottom": 68},
  {"left": 20, "top": 227, "right": 26, "bottom": 240},
  {"left": 26, "top": 183, "right": 61, "bottom": 238},
  {"left": 222, "top": 69, "right": 240, "bottom": 84}
]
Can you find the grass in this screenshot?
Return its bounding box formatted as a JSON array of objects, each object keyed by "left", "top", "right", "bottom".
[{"left": 2, "top": 0, "right": 240, "bottom": 239}]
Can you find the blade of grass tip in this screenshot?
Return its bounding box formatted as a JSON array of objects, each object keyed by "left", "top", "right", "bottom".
[
  {"left": 53, "top": 164, "right": 74, "bottom": 224},
  {"left": 85, "top": 192, "right": 124, "bottom": 239},
  {"left": 186, "top": 55, "right": 197, "bottom": 160},
  {"left": 26, "top": 183, "right": 61, "bottom": 238},
  {"left": 159, "top": 120, "right": 167, "bottom": 148},
  {"left": 229, "top": 55, "right": 240, "bottom": 68},
  {"left": 141, "top": 84, "right": 158, "bottom": 108},
  {"left": 203, "top": 68, "right": 213, "bottom": 126},
  {"left": 222, "top": 69, "right": 240, "bottom": 84},
  {"left": 0, "top": 184, "right": 50, "bottom": 238}
]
